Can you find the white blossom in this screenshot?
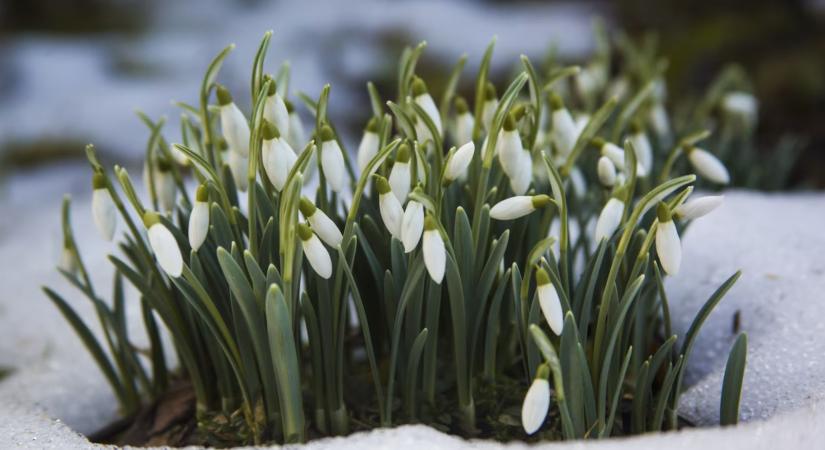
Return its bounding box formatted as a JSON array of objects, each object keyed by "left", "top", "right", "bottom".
[
  {"left": 630, "top": 127, "right": 652, "bottom": 176},
  {"left": 688, "top": 148, "right": 730, "bottom": 184},
  {"left": 453, "top": 97, "right": 474, "bottom": 146},
  {"left": 550, "top": 94, "right": 577, "bottom": 157},
  {"left": 401, "top": 200, "right": 424, "bottom": 253},
  {"left": 722, "top": 91, "right": 758, "bottom": 128},
  {"left": 521, "top": 372, "right": 550, "bottom": 435},
  {"left": 656, "top": 203, "right": 682, "bottom": 275},
  {"left": 262, "top": 120, "right": 297, "bottom": 191},
  {"left": 444, "top": 141, "right": 474, "bottom": 182},
  {"left": 319, "top": 125, "right": 347, "bottom": 193},
  {"left": 91, "top": 174, "right": 116, "bottom": 241},
  {"left": 674, "top": 195, "right": 724, "bottom": 220},
  {"left": 412, "top": 78, "right": 442, "bottom": 136},
  {"left": 498, "top": 114, "right": 523, "bottom": 177},
  {"left": 481, "top": 83, "right": 498, "bottom": 132},
  {"left": 188, "top": 186, "right": 210, "bottom": 251},
  {"left": 597, "top": 156, "right": 617, "bottom": 187},
  {"left": 59, "top": 245, "right": 78, "bottom": 275},
  {"left": 286, "top": 101, "right": 306, "bottom": 151},
  {"left": 509, "top": 150, "right": 533, "bottom": 195},
  {"left": 217, "top": 85, "right": 250, "bottom": 157},
  {"left": 595, "top": 197, "right": 624, "bottom": 242},
  {"left": 536, "top": 268, "right": 563, "bottom": 335},
  {"left": 490, "top": 195, "right": 551, "bottom": 221},
  {"left": 145, "top": 212, "right": 183, "bottom": 278},
  {"left": 357, "top": 118, "right": 381, "bottom": 172},
  {"left": 299, "top": 197, "right": 342, "bottom": 248},
  {"left": 375, "top": 176, "right": 404, "bottom": 239},
  {"left": 298, "top": 223, "right": 332, "bottom": 279},
  {"left": 156, "top": 167, "right": 176, "bottom": 213},
  {"left": 227, "top": 149, "right": 249, "bottom": 192},
  {"left": 389, "top": 144, "right": 412, "bottom": 203},
  {"left": 422, "top": 216, "right": 445, "bottom": 283},
  {"left": 263, "top": 83, "right": 290, "bottom": 138}
]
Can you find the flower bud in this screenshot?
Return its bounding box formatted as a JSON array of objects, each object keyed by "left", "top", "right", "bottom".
[
  {"left": 549, "top": 93, "right": 577, "bottom": 157},
  {"left": 521, "top": 364, "right": 551, "bottom": 435},
  {"left": 263, "top": 77, "right": 290, "bottom": 138},
  {"left": 216, "top": 84, "right": 250, "bottom": 157},
  {"left": 156, "top": 159, "right": 176, "bottom": 213},
  {"left": 285, "top": 100, "right": 307, "bottom": 151},
  {"left": 629, "top": 122, "right": 652, "bottom": 176},
  {"left": 594, "top": 197, "right": 624, "bottom": 242},
  {"left": 674, "top": 195, "right": 724, "bottom": 220},
  {"left": 597, "top": 156, "right": 616, "bottom": 187},
  {"left": 422, "top": 215, "right": 445, "bottom": 283},
  {"left": 536, "top": 268, "right": 563, "bottom": 335},
  {"left": 144, "top": 211, "right": 183, "bottom": 278},
  {"left": 453, "top": 96, "right": 474, "bottom": 146},
  {"left": 655, "top": 202, "right": 681, "bottom": 275},
  {"left": 401, "top": 200, "right": 424, "bottom": 253},
  {"left": 262, "top": 120, "right": 297, "bottom": 191},
  {"left": 490, "top": 195, "right": 551, "bottom": 221},
  {"left": 481, "top": 82, "right": 498, "bottom": 132},
  {"left": 687, "top": 147, "right": 730, "bottom": 185},
  {"left": 227, "top": 148, "right": 249, "bottom": 192},
  {"left": 357, "top": 117, "right": 381, "bottom": 172},
  {"left": 412, "top": 77, "right": 442, "bottom": 136},
  {"left": 91, "top": 173, "right": 116, "bottom": 241},
  {"left": 188, "top": 185, "right": 210, "bottom": 251},
  {"left": 299, "top": 197, "right": 342, "bottom": 248},
  {"left": 375, "top": 175, "right": 403, "bottom": 239},
  {"left": 388, "top": 144, "right": 412, "bottom": 203},
  {"left": 298, "top": 222, "right": 332, "bottom": 279},
  {"left": 319, "top": 125, "right": 347, "bottom": 193},
  {"left": 444, "top": 141, "right": 474, "bottom": 183}
]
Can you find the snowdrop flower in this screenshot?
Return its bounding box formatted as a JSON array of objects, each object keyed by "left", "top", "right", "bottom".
[
  {"left": 227, "top": 147, "right": 249, "bottom": 192},
  {"left": 412, "top": 77, "right": 442, "bottom": 136},
  {"left": 521, "top": 364, "right": 551, "bottom": 435},
  {"left": 144, "top": 211, "right": 183, "bottom": 278},
  {"left": 536, "top": 267, "right": 563, "bottom": 335},
  {"left": 319, "top": 125, "right": 347, "bottom": 193},
  {"left": 285, "top": 100, "right": 306, "bottom": 151},
  {"left": 481, "top": 82, "right": 498, "bottom": 133},
  {"left": 422, "top": 215, "right": 445, "bottom": 283},
  {"left": 674, "top": 195, "right": 724, "bottom": 220},
  {"left": 647, "top": 78, "right": 670, "bottom": 139},
  {"left": 453, "top": 96, "right": 474, "bottom": 146},
  {"left": 59, "top": 242, "right": 79, "bottom": 275},
  {"left": 299, "top": 197, "right": 342, "bottom": 248},
  {"left": 263, "top": 78, "right": 290, "bottom": 138},
  {"left": 597, "top": 156, "right": 617, "bottom": 187},
  {"left": 375, "top": 175, "right": 403, "bottom": 239},
  {"left": 498, "top": 113, "right": 523, "bottom": 177},
  {"left": 357, "top": 117, "right": 381, "bottom": 172},
  {"left": 594, "top": 196, "right": 624, "bottom": 242},
  {"left": 721, "top": 91, "right": 758, "bottom": 129},
  {"left": 156, "top": 160, "right": 176, "bottom": 213},
  {"left": 298, "top": 223, "right": 332, "bottom": 279},
  {"left": 655, "top": 202, "right": 681, "bottom": 275},
  {"left": 592, "top": 137, "right": 645, "bottom": 175},
  {"left": 549, "top": 93, "right": 578, "bottom": 157},
  {"left": 261, "top": 119, "right": 297, "bottom": 191},
  {"left": 575, "top": 64, "right": 604, "bottom": 100},
  {"left": 687, "top": 147, "right": 730, "bottom": 184},
  {"left": 509, "top": 150, "right": 533, "bottom": 195},
  {"left": 188, "top": 185, "right": 210, "bottom": 251},
  {"left": 388, "top": 143, "right": 412, "bottom": 203},
  {"left": 216, "top": 85, "right": 250, "bottom": 157},
  {"left": 490, "top": 194, "right": 552, "bottom": 221},
  {"left": 568, "top": 165, "right": 586, "bottom": 198},
  {"left": 401, "top": 200, "right": 424, "bottom": 253},
  {"left": 443, "top": 141, "right": 474, "bottom": 183},
  {"left": 629, "top": 122, "right": 652, "bottom": 176},
  {"left": 91, "top": 173, "right": 116, "bottom": 241}
]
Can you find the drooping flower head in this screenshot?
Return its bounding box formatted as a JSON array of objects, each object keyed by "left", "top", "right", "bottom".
[
  {"left": 297, "top": 222, "right": 332, "bottom": 279},
  {"left": 91, "top": 172, "right": 116, "bottom": 241},
  {"left": 188, "top": 184, "right": 210, "bottom": 251},
  {"left": 144, "top": 211, "right": 183, "bottom": 278},
  {"left": 319, "top": 124, "right": 347, "bottom": 193}
]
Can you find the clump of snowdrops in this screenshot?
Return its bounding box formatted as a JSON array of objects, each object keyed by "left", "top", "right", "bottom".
[{"left": 45, "top": 30, "right": 748, "bottom": 445}]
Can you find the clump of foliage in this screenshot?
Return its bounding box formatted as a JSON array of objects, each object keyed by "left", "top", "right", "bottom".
[{"left": 45, "top": 28, "right": 747, "bottom": 446}]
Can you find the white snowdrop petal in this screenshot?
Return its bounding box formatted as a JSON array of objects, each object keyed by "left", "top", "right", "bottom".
[
  {"left": 388, "top": 162, "right": 411, "bottom": 203},
  {"left": 302, "top": 234, "right": 333, "bottom": 279},
  {"left": 521, "top": 379, "right": 551, "bottom": 435},
  {"left": 287, "top": 112, "right": 306, "bottom": 151},
  {"left": 415, "top": 93, "right": 442, "bottom": 135},
  {"left": 498, "top": 129, "right": 523, "bottom": 177},
  {"left": 92, "top": 188, "right": 117, "bottom": 241},
  {"left": 149, "top": 223, "right": 183, "bottom": 278},
  {"left": 675, "top": 195, "right": 724, "bottom": 220},
  {"left": 264, "top": 93, "right": 290, "bottom": 138},
  {"left": 264, "top": 138, "right": 297, "bottom": 191},
  {"left": 490, "top": 196, "right": 534, "bottom": 220},
  {"left": 631, "top": 132, "right": 653, "bottom": 176},
  {"left": 689, "top": 149, "right": 730, "bottom": 184},
  {"left": 357, "top": 131, "right": 380, "bottom": 172},
  {"left": 597, "top": 156, "right": 616, "bottom": 187},
  {"left": 228, "top": 150, "right": 249, "bottom": 192},
  {"left": 321, "top": 140, "right": 347, "bottom": 193},
  {"left": 188, "top": 201, "right": 210, "bottom": 251},
  {"left": 552, "top": 108, "right": 577, "bottom": 157},
  {"left": 538, "top": 284, "right": 564, "bottom": 336},
  {"left": 648, "top": 103, "right": 670, "bottom": 138},
  {"left": 595, "top": 198, "right": 624, "bottom": 242},
  {"left": 482, "top": 99, "right": 498, "bottom": 132},
  {"left": 508, "top": 151, "right": 533, "bottom": 195},
  {"left": 157, "top": 172, "right": 177, "bottom": 213},
  {"left": 401, "top": 201, "right": 424, "bottom": 253},
  {"left": 656, "top": 220, "right": 682, "bottom": 275},
  {"left": 454, "top": 113, "right": 474, "bottom": 147},
  {"left": 602, "top": 142, "right": 626, "bottom": 170},
  {"left": 220, "top": 103, "right": 250, "bottom": 157},
  {"left": 379, "top": 193, "right": 404, "bottom": 239},
  {"left": 445, "top": 141, "right": 474, "bottom": 181},
  {"left": 423, "top": 229, "right": 446, "bottom": 283},
  {"left": 309, "top": 211, "right": 343, "bottom": 248},
  {"left": 59, "top": 248, "right": 78, "bottom": 274}
]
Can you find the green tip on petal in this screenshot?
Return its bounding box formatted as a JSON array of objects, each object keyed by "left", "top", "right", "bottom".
[
  {"left": 262, "top": 119, "right": 280, "bottom": 140},
  {"left": 630, "top": 120, "right": 644, "bottom": 134},
  {"left": 284, "top": 99, "right": 295, "bottom": 113},
  {"left": 536, "top": 267, "right": 551, "bottom": 286},
  {"left": 218, "top": 137, "right": 229, "bottom": 151},
  {"left": 157, "top": 157, "right": 172, "bottom": 172},
  {"left": 92, "top": 172, "right": 106, "bottom": 190},
  {"left": 298, "top": 197, "right": 317, "bottom": 217},
  {"left": 424, "top": 215, "right": 438, "bottom": 231},
  {"left": 142, "top": 211, "right": 161, "bottom": 228},
  {"left": 590, "top": 137, "right": 606, "bottom": 149},
  {"left": 503, "top": 112, "right": 517, "bottom": 131},
  {"left": 196, "top": 184, "right": 209, "bottom": 202},
  {"left": 365, "top": 116, "right": 380, "bottom": 133},
  {"left": 455, "top": 96, "right": 469, "bottom": 114},
  {"left": 265, "top": 78, "right": 277, "bottom": 97},
  {"left": 536, "top": 362, "right": 551, "bottom": 380},
  {"left": 297, "top": 222, "right": 314, "bottom": 241},
  {"left": 216, "top": 84, "right": 233, "bottom": 106},
  {"left": 396, "top": 143, "right": 411, "bottom": 163},
  {"left": 374, "top": 175, "right": 392, "bottom": 195},
  {"left": 656, "top": 202, "right": 672, "bottom": 222},
  {"left": 411, "top": 77, "right": 427, "bottom": 97},
  {"left": 319, "top": 125, "right": 335, "bottom": 142},
  {"left": 512, "top": 103, "right": 527, "bottom": 121},
  {"left": 484, "top": 82, "right": 497, "bottom": 101},
  {"left": 531, "top": 194, "right": 552, "bottom": 209},
  {"left": 549, "top": 92, "right": 564, "bottom": 111}
]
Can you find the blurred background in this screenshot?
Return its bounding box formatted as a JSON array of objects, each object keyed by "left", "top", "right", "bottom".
[{"left": 0, "top": 0, "right": 823, "bottom": 194}]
